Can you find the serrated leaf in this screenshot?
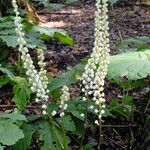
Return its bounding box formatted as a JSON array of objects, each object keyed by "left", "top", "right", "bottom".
[
  {"left": 12, "top": 77, "right": 30, "bottom": 110},
  {"left": 0, "top": 111, "right": 26, "bottom": 122},
  {"left": 26, "top": 31, "right": 46, "bottom": 49},
  {"left": 0, "top": 119, "right": 24, "bottom": 146},
  {"left": 32, "top": 26, "right": 66, "bottom": 37},
  {"left": 110, "top": 96, "right": 134, "bottom": 120},
  {"left": 0, "top": 29, "right": 15, "bottom": 35},
  {"left": 56, "top": 115, "right": 76, "bottom": 132},
  {"left": 0, "top": 145, "right": 4, "bottom": 150},
  {"left": 48, "top": 64, "right": 84, "bottom": 92},
  {"left": 37, "top": 121, "right": 64, "bottom": 150},
  {"left": 32, "top": 25, "right": 73, "bottom": 45},
  {"left": 0, "top": 35, "right": 18, "bottom": 47},
  {"left": 13, "top": 124, "right": 34, "bottom": 150},
  {"left": 108, "top": 50, "right": 150, "bottom": 81},
  {"left": 0, "top": 21, "right": 15, "bottom": 28}
]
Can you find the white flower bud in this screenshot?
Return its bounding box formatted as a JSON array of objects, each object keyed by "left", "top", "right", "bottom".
[
  {"left": 60, "top": 112, "right": 65, "bottom": 117},
  {"left": 51, "top": 111, "right": 57, "bottom": 116}
]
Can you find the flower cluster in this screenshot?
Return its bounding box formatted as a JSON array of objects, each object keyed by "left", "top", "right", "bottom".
[
  {"left": 51, "top": 85, "right": 69, "bottom": 117},
  {"left": 59, "top": 85, "right": 69, "bottom": 117},
  {"left": 12, "top": 0, "right": 49, "bottom": 112},
  {"left": 82, "top": 0, "right": 110, "bottom": 125}
]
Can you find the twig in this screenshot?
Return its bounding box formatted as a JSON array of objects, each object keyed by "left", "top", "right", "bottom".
[
  {"left": 144, "top": 96, "right": 150, "bottom": 113},
  {"left": 102, "top": 124, "right": 136, "bottom": 128},
  {"left": 104, "top": 134, "right": 127, "bottom": 150}
]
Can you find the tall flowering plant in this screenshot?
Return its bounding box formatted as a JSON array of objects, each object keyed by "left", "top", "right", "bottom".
[
  {"left": 82, "top": 0, "right": 110, "bottom": 124},
  {"left": 12, "top": 0, "right": 49, "bottom": 113}
]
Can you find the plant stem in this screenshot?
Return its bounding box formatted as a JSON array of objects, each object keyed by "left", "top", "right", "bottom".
[
  {"left": 98, "top": 118, "right": 102, "bottom": 150},
  {"left": 17, "top": 51, "right": 21, "bottom": 74},
  {"left": 102, "top": 124, "right": 136, "bottom": 128},
  {"left": 48, "top": 114, "right": 64, "bottom": 149},
  {"left": 79, "top": 102, "right": 88, "bottom": 149},
  {"left": 61, "top": 118, "right": 68, "bottom": 150}
]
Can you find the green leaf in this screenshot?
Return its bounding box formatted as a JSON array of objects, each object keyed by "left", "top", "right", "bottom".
[
  {"left": 0, "top": 111, "right": 26, "bottom": 122},
  {"left": 109, "top": 0, "right": 119, "bottom": 5},
  {"left": 110, "top": 96, "right": 134, "bottom": 120},
  {"left": 65, "top": 0, "right": 79, "bottom": 4},
  {"left": 81, "top": 143, "right": 94, "bottom": 150},
  {"left": 13, "top": 124, "right": 34, "bottom": 150},
  {"left": 37, "top": 121, "right": 64, "bottom": 150},
  {"left": 26, "top": 32, "right": 46, "bottom": 49},
  {"left": 0, "top": 36, "right": 18, "bottom": 47},
  {"left": 12, "top": 77, "right": 30, "bottom": 110},
  {"left": 108, "top": 50, "right": 150, "bottom": 81},
  {"left": 0, "top": 21, "right": 15, "bottom": 28},
  {"left": 117, "top": 36, "right": 150, "bottom": 52},
  {"left": 0, "top": 145, "right": 4, "bottom": 150},
  {"left": 54, "top": 32, "right": 74, "bottom": 45},
  {"left": 0, "top": 29, "right": 15, "bottom": 35},
  {"left": 48, "top": 64, "right": 84, "bottom": 92},
  {"left": 56, "top": 115, "right": 76, "bottom": 132},
  {"left": 0, "top": 119, "right": 24, "bottom": 146},
  {"left": 0, "top": 65, "right": 15, "bottom": 79},
  {"left": 32, "top": 26, "right": 74, "bottom": 45},
  {"left": 32, "top": 26, "right": 66, "bottom": 37}
]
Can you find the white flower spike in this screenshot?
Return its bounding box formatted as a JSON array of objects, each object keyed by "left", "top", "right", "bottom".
[{"left": 82, "top": 0, "right": 110, "bottom": 124}]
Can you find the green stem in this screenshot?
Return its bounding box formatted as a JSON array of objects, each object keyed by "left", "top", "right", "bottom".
[
  {"left": 79, "top": 102, "right": 88, "bottom": 149},
  {"left": 61, "top": 118, "right": 68, "bottom": 150},
  {"left": 48, "top": 114, "right": 64, "bottom": 149},
  {"left": 17, "top": 51, "right": 21, "bottom": 74},
  {"left": 98, "top": 118, "right": 102, "bottom": 150}
]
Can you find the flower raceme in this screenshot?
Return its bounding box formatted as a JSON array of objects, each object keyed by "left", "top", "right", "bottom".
[
  {"left": 59, "top": 85, "right": 70, "bottom": 117},
  {"left": 51, "top": 85, "right": 70, "bottom": 117},
  {"left": 82, "top": 0, "right": 110, "bottom": 125},
  {"left": 12, "top": 0, "right": 49, "bottom": 112}
]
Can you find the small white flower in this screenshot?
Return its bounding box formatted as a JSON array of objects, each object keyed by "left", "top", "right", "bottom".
[
  {"left": 42, "top": 110, "right": 47, "bottom": 115},
  {"left": 98, "top": 114, "right": 102, "bottom": 119},
  {"left": 60, "top": 112, "right": 65, "bottom": 117},
  {"left": 95, "top": 120, "right": 99, "bottom": 125},
  {"left": 51, "top": 111, "right": 57, "bottom": 116},
  {"left": 101, "top": 109, "right": 105, "bottom": 114},
  {"left": 95, "top": 109, "right": 99, "bottom": 113},
  {"left": 82, "top": 97, "right": 87, "bottom": 101},
  {"left": 89, "top": 105, "right": 94, "bottom": 109},
  {"left": 42, "top": 104, "right": 47, "bottom": 109},
  {"left": 35, "top": 98, "right": 40, "bottom": 103},
  {"left": 80, "top": 113, "right": 85, "bottom": 117}
]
